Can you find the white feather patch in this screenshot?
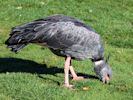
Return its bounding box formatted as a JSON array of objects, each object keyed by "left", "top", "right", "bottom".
[{"left": 94, "top": 60, "right": 104, "bottom": 66}]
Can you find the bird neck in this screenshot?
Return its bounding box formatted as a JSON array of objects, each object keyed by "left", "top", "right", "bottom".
[{"left": 94, "top": 60, "right": 104, "bottom": 66}]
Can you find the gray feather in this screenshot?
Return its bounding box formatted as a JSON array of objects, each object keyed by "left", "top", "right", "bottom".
[{"left": 5, "top": 14, "right": 104, "bottom": 60}]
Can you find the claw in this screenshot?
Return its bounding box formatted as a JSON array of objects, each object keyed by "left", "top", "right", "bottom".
[
  {"left": 72, "top": 76, "right": 85, "bottom": 81},
  {"left": 63, "top": 84, "right": 74, "bottom": 89}
]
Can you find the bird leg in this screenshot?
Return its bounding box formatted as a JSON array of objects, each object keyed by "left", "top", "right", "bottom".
[
  {"left": 64, "top": 56, "right": 73, "bottom": 88},
  {"left": 64, "top": 57, "right": 85, "bottom": 88},
  {"left": 69, "top": 65, "right": 84, "bottom": 81}
]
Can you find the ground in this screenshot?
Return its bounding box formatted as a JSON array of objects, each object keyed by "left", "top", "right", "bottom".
[{"left": 0, "top": 0, "right": 133, "bottom": 100}]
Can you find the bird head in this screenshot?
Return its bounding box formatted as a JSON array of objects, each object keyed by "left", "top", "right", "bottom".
[{"left": 94, "top": 56, "right": 112, "bottom": 83}]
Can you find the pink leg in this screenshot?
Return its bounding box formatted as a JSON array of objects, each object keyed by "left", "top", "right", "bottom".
[
  {"left": 64, "top": 56, "right": 73, "bottom": 88},
  {"left": 69, "top": 66, "right": 78, "bottom": 78},
  {"left": 69, "top": 66, "right": 84, "bottom": 80}
]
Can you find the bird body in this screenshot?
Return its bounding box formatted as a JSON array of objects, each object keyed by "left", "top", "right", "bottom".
[
  {"left": 5, "top": 15, "right": 112, "bottom": 88},
  {"left": 6, "top": 15, "right": 104, "bottom": 61}
]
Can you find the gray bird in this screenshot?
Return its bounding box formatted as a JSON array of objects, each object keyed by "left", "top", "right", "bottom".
[{"left": 5, "top": 15, "right": 112, "bottom": 88}]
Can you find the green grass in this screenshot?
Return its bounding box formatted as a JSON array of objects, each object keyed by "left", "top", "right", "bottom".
[{"left": 0, "top": 0, "right": 133, "bottom": 100}]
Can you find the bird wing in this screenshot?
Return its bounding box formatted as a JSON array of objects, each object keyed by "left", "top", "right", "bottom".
[
  {"left": 9, "top": 15, "right": 100, "bottom": 59},
  {"left": 12, "top": 17, "right": 96, "bottom": 50},
  {"left": 35, "top": 20, "right": 99, "bottom": 56},
  {"left": 34, "top": 21, "right": 77, "bottom": 50}
]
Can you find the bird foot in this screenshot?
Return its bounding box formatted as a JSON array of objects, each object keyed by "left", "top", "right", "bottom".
[
  {"left": 72, "top": 76, "right": 85, "bottom": 81},
  {"left": 63, "top": 84, "right": 74, "bottom": 89}
]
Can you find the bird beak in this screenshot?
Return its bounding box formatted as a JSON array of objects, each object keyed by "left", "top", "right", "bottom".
[{"left": 102, "top": 74, "right": 110, "bottom": 84}]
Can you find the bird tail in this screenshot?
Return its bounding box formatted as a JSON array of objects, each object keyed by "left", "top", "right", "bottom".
[{"left": 5, "top": 26, "right": 35, "bottom": 53}]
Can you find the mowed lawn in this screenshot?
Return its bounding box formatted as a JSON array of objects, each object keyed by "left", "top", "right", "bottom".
[{"left": 0, "top": 0, "right": 133, "bottom": 100}]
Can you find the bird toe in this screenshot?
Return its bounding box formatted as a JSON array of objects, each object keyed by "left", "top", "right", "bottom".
[{"left": 72, "top": 76, "right": 85, "bottom": 81}]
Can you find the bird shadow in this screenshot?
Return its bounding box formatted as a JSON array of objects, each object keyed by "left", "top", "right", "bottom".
[
  {"left": 0, "top": 57, "right": 98, "bottom": 84},
  {"left": 77, "top": 73, "right": 98, "bottom": 79},
  {"left": 0, "top": 57, "right": 63, "bottom": 75}
]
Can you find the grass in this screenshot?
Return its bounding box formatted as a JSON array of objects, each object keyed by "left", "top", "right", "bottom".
[{"left": 0, "top": 0, "right": 133, "bottom": 100}]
